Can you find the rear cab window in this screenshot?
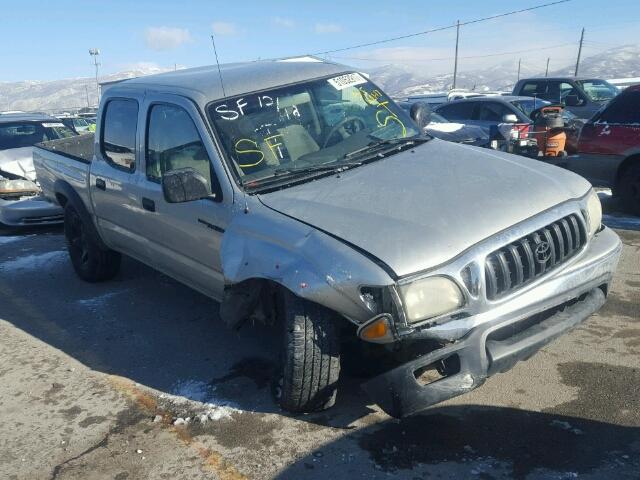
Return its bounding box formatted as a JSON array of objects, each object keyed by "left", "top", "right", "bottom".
[
  {"left": 0, "top": 121, "right": 75, "bottom": 150},
  {"left": 101, "top": 99, "right": 139, "bottom": 171}
]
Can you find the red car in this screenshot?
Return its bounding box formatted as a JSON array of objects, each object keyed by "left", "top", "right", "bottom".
[{"left": 558, "top": 84, "right": 640, "bottom": 214}]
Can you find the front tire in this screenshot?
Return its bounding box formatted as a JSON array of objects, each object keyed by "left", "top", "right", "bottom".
[
  {"left": 618, "top": 160, "right": 640, "bottom": 216},
  {"left": 64, "top": 204, "right": 121, "bottom": 282},
  {"left": 274, "top": 290, "right": 340, "bottom": 413}
]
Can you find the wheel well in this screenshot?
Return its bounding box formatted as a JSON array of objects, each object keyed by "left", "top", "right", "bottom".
[
  {"left": 55, "top": 192, "right": 68, "bottom": 207},
  {"left": 219, "top": 278, "right": 283, "bottom": 329},
  {"left": 616, "top": 154, "right": 640, "bottom": 188}
]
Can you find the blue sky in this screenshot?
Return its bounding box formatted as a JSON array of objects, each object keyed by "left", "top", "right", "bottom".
[{"left": 0, "top": 0, "right": 637, "bottom": 81}]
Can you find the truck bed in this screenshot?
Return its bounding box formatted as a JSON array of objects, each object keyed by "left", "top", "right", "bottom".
[
  {"left": 36, "top": 133, "right": 94, "bottom": 164},
  {"left": 33, "top": 135, "right": 93, "bottom": 209}
]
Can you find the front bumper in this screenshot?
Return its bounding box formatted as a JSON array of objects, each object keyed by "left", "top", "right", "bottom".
[
  {"left": 0, "top": 196, "right": 63, "bottom": 227},
  {"left": 363, "top": 227, "right": 621, "bottom": 418}
]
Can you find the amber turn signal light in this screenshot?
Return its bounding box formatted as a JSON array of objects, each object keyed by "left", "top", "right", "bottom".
[{"left": 357, "top": 314, "right": 395, "bottom": 344}]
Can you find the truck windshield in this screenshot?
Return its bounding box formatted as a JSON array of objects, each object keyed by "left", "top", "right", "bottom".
[
  {"left": 576, "top": 79, "right": 619, "bottom": 102},
  {"left": 208, "top": 73, "right": 419, "bottom": 188},
  {"left": 0, "top": 121, "right": 76, "bottom": 151}
]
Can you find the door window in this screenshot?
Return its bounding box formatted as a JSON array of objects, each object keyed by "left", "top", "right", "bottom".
[
  {"left": 146, "top": 103, "right": 221, "bottom": 199},
  {"left": 597, "top": 91, "right": 640, "bottom": 124},
  {"left": 101, "top": 99, "right": 138, "bottom": 171},
  {"left": 477, "top": 103, "right": 512, "bottom": 122},
  {"left": 520, "top": 81, "right": 547, "bottom": 97},
  {"left": 436, "top": 102, "right": 476, "bottom": 121}
]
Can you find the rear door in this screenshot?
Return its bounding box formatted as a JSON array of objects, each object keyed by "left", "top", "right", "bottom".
[
  {"left": 133, "top": 93, "right": 234, "bottom": 300},
  {"left": 90, "top": 95, "right": 152, "bottom": 259}
]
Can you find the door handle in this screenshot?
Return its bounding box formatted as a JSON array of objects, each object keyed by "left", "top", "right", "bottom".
[
  {"left": 142, "top": 197, "right": 156, "bottom": 212},
  {"left": 95, "top": 178, "right": 106, "bottom": 191}
]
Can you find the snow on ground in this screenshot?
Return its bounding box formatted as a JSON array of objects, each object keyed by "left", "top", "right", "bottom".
[
  {"left": 76, "top": 290, "right": 126, "bottom": 309},
  {"left": 0, "top": 235, "right": 31, "bottom": 246},
  {"left": 159, "top": 379, "right": 243, "bottom": 424},
  {"left": 0, "top": 250, "right": 66, "bottom": 272}
]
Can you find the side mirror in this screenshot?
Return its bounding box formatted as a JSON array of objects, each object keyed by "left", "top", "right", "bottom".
[
  {"left": 564, "top": 95, "right": 581, "bottom": 107},
  {"left": 162, "top": 167, "right": 211, "bottom": 203},
  {"left": 502, "top": 113, "right": 519, "bottom": 123},
  {"left": 409, "top": 101, "right": 432, "bottom": 130}
]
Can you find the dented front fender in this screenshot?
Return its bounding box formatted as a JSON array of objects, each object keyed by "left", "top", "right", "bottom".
[{"left": 220, "top": 207, "right": 394, "bottom": 324}]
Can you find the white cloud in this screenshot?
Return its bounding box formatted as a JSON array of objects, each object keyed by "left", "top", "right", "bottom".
[
  {"left": 315, "top": 23, "right": 342, "bottom": 34},
  {"left": 212, "top": 21, "right": 238, "bottom": 36},
  {"left": 273, "top": 17, "right": 295, "bottom": 28},
  {"left": 144, "top": 27, "right": 192, "bottom": 51}
]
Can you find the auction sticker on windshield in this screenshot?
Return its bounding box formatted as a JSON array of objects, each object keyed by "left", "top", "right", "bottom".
[
  {"left": 328, "top": 73, "right": 367, "bottom": 90},
  {"left": 42, "top": 123, "right": 65, "bottom": 128}
]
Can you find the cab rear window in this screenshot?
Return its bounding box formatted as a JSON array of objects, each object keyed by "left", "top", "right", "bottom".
[{"left": 0, "top": 121, "right": 75, "bottom": 150}]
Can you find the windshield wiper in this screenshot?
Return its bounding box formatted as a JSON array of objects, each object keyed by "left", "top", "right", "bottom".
[
  {"left": 344, "top": 135, "right": 427, "bottom": 160},
  {"left": 273, "top": 161, "right": 363, "bottom": 177}
]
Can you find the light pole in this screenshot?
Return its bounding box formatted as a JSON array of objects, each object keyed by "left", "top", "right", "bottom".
[{"left": 89, "top": 49, "right": 100, "bottom": 106}]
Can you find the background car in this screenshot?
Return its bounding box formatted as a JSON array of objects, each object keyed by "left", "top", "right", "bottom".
[
  {"left": 555, "top": 84, "right": 640, "bottom": 214},
  {"left": 59, "top": 116, "right": 92, "bottom": 134},
  {"left": 434, "top": 96, "right": 542, "bottom": 152},
  {"left": 0, "top": 112, "right": 74, "bottom": 226},
  {"left": 397, "top": 101, "right": 489, "bottom": 147},
  {"left": 512, "top": 77, "right": 619, "bottom": 119}
]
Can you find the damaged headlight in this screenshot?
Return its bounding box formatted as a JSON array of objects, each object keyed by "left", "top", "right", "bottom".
[
  {"left": 399, "top": 276, "right": 464, "bottom": 324},
  {"left": 585, "top": 189, "right": 602, "bottom": 238},
  {"left": 0, "top": 177, "right": 40, "bottom": 199}
]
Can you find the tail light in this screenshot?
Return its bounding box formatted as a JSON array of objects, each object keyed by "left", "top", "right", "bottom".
[{"left": 511, "top": 123, "right": 530, "bottom": 140}]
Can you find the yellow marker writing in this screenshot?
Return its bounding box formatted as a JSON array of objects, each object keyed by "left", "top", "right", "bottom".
[
  {"left": 234, "top": 138, "right": 264, "bottom": 168},
  {"left": 264, "top": 134, "right": 285, "bottom": 160}
]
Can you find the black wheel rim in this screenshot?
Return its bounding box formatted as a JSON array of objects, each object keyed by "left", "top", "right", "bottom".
[{"left": 68, "top": 213, "right": 90, "bottom": 266}]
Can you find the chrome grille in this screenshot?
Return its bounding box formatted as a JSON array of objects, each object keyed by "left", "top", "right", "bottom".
[{"left": 485, "top": 213, "right": 586, "bottom": 300}]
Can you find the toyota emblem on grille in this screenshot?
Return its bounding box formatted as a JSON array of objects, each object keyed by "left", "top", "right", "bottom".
[{"left": 535, "top": 241, "right": 552, "bottom": 264}]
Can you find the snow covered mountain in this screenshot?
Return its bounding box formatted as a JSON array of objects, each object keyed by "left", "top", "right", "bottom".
[
  {"left": 0, "top": 45, "right": 638, "bottom": 111},
  {"left": 369, "top": 44, "right": 640, "bottom": 98},
  {"left": 0, "top": 65, "right": 171, "bottom": 112}
]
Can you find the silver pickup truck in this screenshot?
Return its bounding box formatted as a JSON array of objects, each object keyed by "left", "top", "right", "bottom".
[{"left": 34, "top": 58, "right": 621, "bottom": 418}]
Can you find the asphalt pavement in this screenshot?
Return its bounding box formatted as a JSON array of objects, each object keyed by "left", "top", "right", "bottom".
[{"left": 0, "top": 206, "right": 638, "bottom": 479}]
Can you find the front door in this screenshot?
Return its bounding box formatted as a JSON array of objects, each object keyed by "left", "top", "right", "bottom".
[{"left": 133, "top": 94, "right": 234, "bottom": 300}]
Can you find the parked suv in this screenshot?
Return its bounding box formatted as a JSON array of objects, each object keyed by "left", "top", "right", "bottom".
[
  {"left": 33, "top": 59, "right": 620, "bottom": 418},
  {"left": 513, "top": 77, "right": 619, "bottom": 119},
  {"left": 552, "top": 84, "right": 640, "bottom": 214}
]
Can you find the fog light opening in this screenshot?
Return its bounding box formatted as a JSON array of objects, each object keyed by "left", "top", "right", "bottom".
[{"left": 413, "top": 354, "right": 461, "bottom": 386}]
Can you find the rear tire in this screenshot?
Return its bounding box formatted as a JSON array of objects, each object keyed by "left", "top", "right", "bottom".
[
  {"left": 273, "top": 290, "right": 340, "bottom": 413},
  {"left": 64, "top": 204, "right": 121, "bottom": 282},
  {"left": 618, "top": 160, "right": 640, "bottom": 216}
]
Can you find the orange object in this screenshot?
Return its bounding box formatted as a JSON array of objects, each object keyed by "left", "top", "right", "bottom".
[
  {"left": 361, "top": 318, "right": 389, "bottom": 340},
  {"left": 532, "top": 105, "right": 567, "bottom": 157}
]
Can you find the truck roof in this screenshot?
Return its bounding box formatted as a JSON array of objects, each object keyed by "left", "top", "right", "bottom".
[
  {"left": 515, "top": 77, "right": 603, "bottom": 82},
  {"left": 119, "top": 57, "right": 352, "bottom": 101}
]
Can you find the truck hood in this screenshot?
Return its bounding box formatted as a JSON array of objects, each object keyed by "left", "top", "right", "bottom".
[
  {"left": 258, "top": 139, "right": 591, "bottom": 278},
  {"left": 0, "top": 147, "right": 36, "bottom": 181}
]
